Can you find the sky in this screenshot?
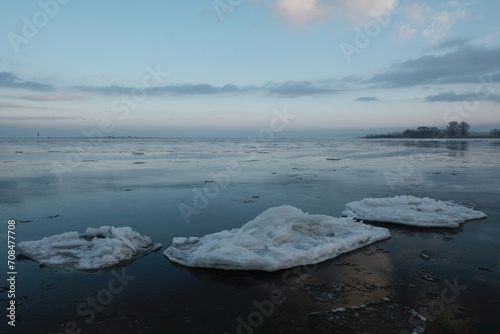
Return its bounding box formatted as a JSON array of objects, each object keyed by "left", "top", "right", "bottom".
[{"left": 0, "top": 0, "right": 499, "bottom": 137}]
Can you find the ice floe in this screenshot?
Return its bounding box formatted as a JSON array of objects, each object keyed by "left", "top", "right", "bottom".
[
  {"left": 342, "top": 195, "right": 487, "bottom": 228},
  {"left": 18, "top": 226, "right": 162, "bottom": 271},
  {"left": 164, "top": 205, "right": 390, "bottom": 272}
]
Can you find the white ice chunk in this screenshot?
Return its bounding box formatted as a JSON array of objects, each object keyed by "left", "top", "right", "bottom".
[
  {"left": 164, "top": 205, "right": 390, "bottom": 272},
  {"left": 18, "top": 226, "right": 162, "bottom": 271},
  {"left": 343, "top": 195, "right": 487, "bottom": 228}
]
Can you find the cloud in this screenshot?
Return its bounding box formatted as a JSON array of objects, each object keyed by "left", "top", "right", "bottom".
[
  {"left": 272, "top": 0, "right": 332, "bottom": 27},
  {"left": 0, "top": 72, "right": 53, "bottom": 91},
  {"left": 340, "top": 0, "right": 397, "bottom": 25},
  {"left": 75, "top": 80, "right": 340, "bottom": 98},
  {"left": 423, "top": 8, "right": 468, "bottom": 45},
  {"left": 399, "top": 24, "right": 417, "bottom": 39},
  {"left": 403, "top": 2, "right": 431, "bottom": 24},
  {"left": 14, "top": 94, "right": 90, "bottom": 102},
  {"left": 426, "top": 36, "right": 473, "bottom": 50},
  {"left": 150, "top": 83, "right": 244, "bottom": 95},
  {"left": 0, "top": 58, "right": 18, "bottom": 66},
  {"left": 369, "top": 46, "right": 500, "bottom": 87},
  {"left": 266, "top": 80, "right": 338, "bottom": 97},
  {"left": 355, "top": 96, "right": 380, "bottom": 102},
  {"left": 402, "top": 2, "right": 470, "bottom": 45},
  {"left": 0, "top": 115, "right": 83, "bottom": 121},
  {"left": 0, "top": 102, "right": 26, "bottom": 109},
  {"left": 271, "top": 0, "right": 397, "bottom": 27},
  {"left": 425, "top": 91, "right": 500, "bottom": 103},
  {"left": 0, "top": 102, "right": 50, "bottom": 109},
  {"left": 74, "top": 84, "right": 133, "bottom": 95},
  {"left": 424, "top": 91, "right": 470, "bottom": 102},
  {"left": 75, "top": 83, "right": 247, "bottom": 96}
]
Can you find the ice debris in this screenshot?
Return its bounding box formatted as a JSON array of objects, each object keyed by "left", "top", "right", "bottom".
[{"left": 309, "top": 297, "right": 427, "bottom": 334}]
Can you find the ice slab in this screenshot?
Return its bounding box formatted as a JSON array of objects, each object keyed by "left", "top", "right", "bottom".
[
  {"left": 343, "top": 195, "right": 487, "bottom": 228},
  {"left": 164, "top": 205, "right": 390, "bottom": 272},
  {"left": 18, "top": 226, "right": 162, "bottom": 271}
]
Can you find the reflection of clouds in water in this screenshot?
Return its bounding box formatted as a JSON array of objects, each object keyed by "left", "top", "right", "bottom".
[{"left": 0, "top": 176, "right": 58, "bottom": 204}]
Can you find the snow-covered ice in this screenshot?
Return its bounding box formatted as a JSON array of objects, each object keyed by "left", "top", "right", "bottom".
[
  {"left": 343, "top": 195, "right": 487, "bottom": 228},
  {"left": 18, "top": 226, "right": 162, "bottom": 271},
  {"left": 164, "top": 205, "right": 390, "bottom": 271}
]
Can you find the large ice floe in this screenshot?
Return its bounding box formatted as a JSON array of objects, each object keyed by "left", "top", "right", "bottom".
[
  {"left": 343, "top": 195, "right": 487, "bottom": 228},
  {"left": 18, "top": 226, "right": 162, "bottom": 271},
  {"left": 164, "top": 205, "right": 390, "bottom": 271}
]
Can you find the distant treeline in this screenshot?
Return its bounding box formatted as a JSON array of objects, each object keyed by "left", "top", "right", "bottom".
[
  {"left": 365, "top": 122, "right": 500, "bottom": 139},
  {"left": 491, "top": 128, "right": 500, "bottom": 137}
]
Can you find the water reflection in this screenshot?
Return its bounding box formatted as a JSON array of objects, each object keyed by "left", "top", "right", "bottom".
[
  {"left": 489, "top": 141, "right": 500, "bottom": 148},
  {"left": 446, "top": 141, "right": 468, "bottom": 151},
  {"left": 169, "top": 261, "right": 280, "bottom": 290},
  {"left": 446, "top": 141, "right": 468, "bottom": 157},
  {"left": 366, "top": 139, "right": 470, "bottom": 157},
  {"left": 368, "top": 139, "right": 469, "bottom": 151}
]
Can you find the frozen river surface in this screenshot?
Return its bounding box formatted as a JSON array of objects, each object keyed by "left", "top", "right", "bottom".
[{"left": 1, "top": 138, "right": 499, "bottom": 333}]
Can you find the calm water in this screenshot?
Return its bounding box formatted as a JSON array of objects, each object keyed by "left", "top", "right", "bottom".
[{"left": 1, "top": 138, "right": 499, "bottom": 333}]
